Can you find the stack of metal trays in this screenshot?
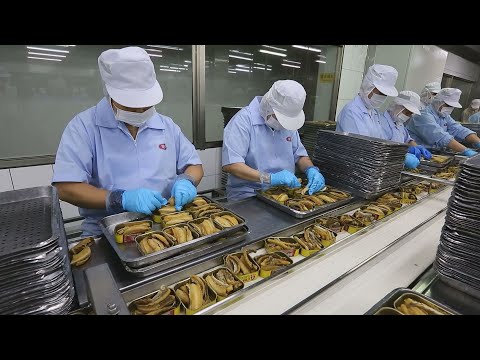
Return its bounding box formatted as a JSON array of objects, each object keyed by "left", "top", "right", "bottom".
[
  {"left": 300, "top": 121, "right": 337, "bottom": 155},
  {"left": 462, "top": 123, "right": 480, "bottom": 136},
  {"left": 0, "top": 186, "right": 75, "bottom": 314},
  {"left": 435, "top": 155, "right": 480, "bottom": 299},
  {"left": 100, "top": 197, "right": 249, "bottom": 278},
  {"left": 312, "top": 130, "right": 409, "bottom": 199}
]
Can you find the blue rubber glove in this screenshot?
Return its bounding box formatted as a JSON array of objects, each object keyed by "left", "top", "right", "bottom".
[
  {"left": 472, "top": 142, "right": 480, "bottom": 150},
  {"left": 122, "top": 188, "right": 168, "bottom": 215},
  {"left": 404, "top": 153, "right": 420, "bottom": 169},
  {"left": 171, "top": 179, "right": 197, "bottom": 211},
  {"left": 417, "top": 145, "right": 432, "bottom": 160},
  {"left": 270, "top": 170, "right": 301, "bottom": 188},
  {"left": 461, "top": 148, "right": 478, "bottom": 157},
  {"left": 305, "top": 167, "right": 326, "bottom": 195},
  {"left": 408, "top": 146, "right": 422, "bottom": 160}
]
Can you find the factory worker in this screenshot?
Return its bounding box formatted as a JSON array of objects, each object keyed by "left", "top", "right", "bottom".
[
  {"left": 407, "top": 88, "right": 480, "bottom": 157},
  {"left": 468, "top": 109, "right": 480, "bottom": 124},
  {"left": 52, "top": 47, "right": 203, "bottom": 236},
  {"left": 419, "top": 82, "right": 441, "bottom": 109},
  {"left": 336, "top": 64, "right": 399, "bottom": 139},
  {"left": 222, "top": 80, "right": 325, "bottom": 201},
  {"left": 380, "top": 90, "right": 432, "bottom": 163},
  {"left": 462, "top": 99, "right": 480, "bottom": 122},
  {"left": 335, "top": 64, "right": 419, "bottom": 169}
]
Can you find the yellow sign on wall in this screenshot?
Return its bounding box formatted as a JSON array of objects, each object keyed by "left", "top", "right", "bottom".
[{"left": 319, "top": 73, "right": 335, "bottom": 83}]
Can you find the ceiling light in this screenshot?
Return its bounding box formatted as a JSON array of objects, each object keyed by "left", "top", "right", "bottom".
[
  {"left": 259, "top": 49, "right": 287, "bottom": 57},
  {"left": 27, "top": 56, "right": 62, "bottom": 62},
  {"left": 281, "top": 63, "right": 300, "bottom": 69},
  {"left": 283, "top": 59, "right": 301, "bottom": 65},
  {"left": 292, "top": 45, "right": 322, "bottom": 53},
  {"left": 261, "top": 45, "right": 287, "bottom": 52},
  {"left": 26, "top": 46, "right": 69, "bottom": 53},
  {"left": 28, "top": 52, "right": 66, "bottom": 58},
  {"left": 229, "top": 54, "right": 253, "bottom": 61}
]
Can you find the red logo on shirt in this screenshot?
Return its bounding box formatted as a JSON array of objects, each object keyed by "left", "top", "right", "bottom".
[
  {"left": 286, "top": 137, "right": 292, "bottom": 142},
  {"left": 159, "top": 144, "right": 167, "bottom": 150}
]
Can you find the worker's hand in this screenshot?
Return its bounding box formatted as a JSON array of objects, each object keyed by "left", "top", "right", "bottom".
[
  {"left": 122, "top": 188, "right": 168, "bottom": 215},
  {"left": 407, "top": 146, "right": 422, "bottom": 160},
  {"left": 404, "top": 153, "right": 420, "bottom": 169},
  {"left": 461, "top": 148, "right": 478, "bottom": 157},
  {"left": 472, "top": 142, "right": 480, "bottom": 149},
  {"left": 270, "top": 170, "right": 301, "bottom": 188},
  {"left": 416, "top": 145, "right": 432, "bottom": 160},
  {"left": 305, "top": 167, "right": 326, "bottom": 195},
  {"left": 171, "top": 179, "right": 197, "bottom": 211}
]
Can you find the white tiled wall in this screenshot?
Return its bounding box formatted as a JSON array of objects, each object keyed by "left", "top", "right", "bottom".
[
  {"left": 0, "top": 169, "right": 13, "bottom": 192},
  {"left": 10, "top": 165, "right": 53, "bottom": 190},
  {"left": 197, "top": 147, "right": 222, "bottom": 192},
  {"left": 335, "top": 45, "right": 369, "bottom": 120}
]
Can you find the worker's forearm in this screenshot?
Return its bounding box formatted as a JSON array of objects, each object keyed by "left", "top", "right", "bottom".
[
  {"left": 447, "top": 139, "right": 467, "bottom": 153},
  {"left": 296, "top": 156, "right": 314, "bottom": 173},
  {"left": 54, "top": 182, "right": 108, "bottom": 209},
  {"left": 466, "top": 133, "right": 480, "bottom": 144},
  {"left": 223, "top": 163, "right": 261, "bottom": 182},
  {"left": 408, "top": 140, "right": 418, "bottom": 146},
  {"left": 184, "top": 164, "right": 204, "bottom": 186}
]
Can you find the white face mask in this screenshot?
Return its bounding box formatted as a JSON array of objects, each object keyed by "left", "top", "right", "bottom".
[
  {"left": 265, "top": 114, "right": 284, "bottom": 131},
  {"left": 395, "top": 110, "right": 411, "bottom": 124},
  {"left": 112, "top": 101, "right": 156, "bottom": 127},
  {"left": 363, "top": 92, "right": 387, "bottom": 110},
  {"left": 440, "top": 106, "right": 454, "bottom": 117}
]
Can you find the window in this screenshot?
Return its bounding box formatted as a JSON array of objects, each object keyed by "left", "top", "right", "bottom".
[
  {"left": 204, "top": 45, "right": 342, "bottom": 143},
  {"left": 0, "top": 45, "right": 193, "bottom": 164}
]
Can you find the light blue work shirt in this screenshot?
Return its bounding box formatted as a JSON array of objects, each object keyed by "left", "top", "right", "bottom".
[
  {"left": 336, "top": 95, "right": 385, "bottom": 139},
  {"left": 52, "top": 97, "right": 201, "bottom": 236},
  {"left": 222, "top": 96, "right": 308, "bottom": 201},
  {"left": 406, "top": 105, "right": 474, "bottom": 149},
  {"left": 380, "top": 111, "right": 413, "bottom": 144},
  {"left": 468, "top": 112, "right": 480, "bottom": 124}
]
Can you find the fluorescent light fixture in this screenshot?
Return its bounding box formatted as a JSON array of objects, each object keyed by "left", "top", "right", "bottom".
[
  {"left": 281, "top": 63, "right": 300, "bottom": 69},
  {"left": 159, "top": 65, "right": 170, "bottom": 68},
  {"left": 159, "top": 68, "right": 180, "bottom": 72},
  {"left": 228, "top": 71, "right": 237, "bottom": 74},
  {"left": 27, "top": 46, "right": 69, "bottom": 53},
  {"left": 253, "top": 66, "right": 269, "bottom": 71},
  {"left": 56, "top": 45, "right": 76, "bottom": 47},
  {"left": 229, "top": 54, "right": 253, "bottom": 61},
  {"left": 184, "top": 64, "right": 188, "bottom": 67},
  {"left": 318, "top": 54, "right": 327, "bottom": 59},
  {"left": 292, "top": 45, "right": 322, "bottom": 53},
  {"left": 236, "top": 64, "right": 250, "bottom": 68},
  {"left": 144, "top": 48, "right": 162, "bottom": 53},
  {"left": 184, "top": 60, "right": 192, "bottom": 63},
  {"left": 259, "top": 49, "right": 286, "bottom": 57},
  {"left": 170, "top": 66, "right": 186, "bottom": 70},
  {"left": 283, "top": 59, "right": 301, "bottom": 65},
  {"left": 229, "top": 49, "right": 254, "bottom": 56},
  {"left": 214, "top": 58, "right": 229, "bottom": 63},
  {"left": 261, "top": 45, "right": 287, "bottom": 52},
  {"left": 316, "top": 60, "right": 326, "bottom": 64},
  {"left": 235, "top": 68, "right": 251, "bottom": 73},
  {"left": 148, "top": 54, "right": 163, "bottom": 58},
  {"left": 27, "top": 56, "right": 62, "bottom": 62},
  {"left": 147, "top": 45, "right": 183, "bottom": 50},
  {"left": 28, "top": 51, "right": 66, "bottom": 58}
]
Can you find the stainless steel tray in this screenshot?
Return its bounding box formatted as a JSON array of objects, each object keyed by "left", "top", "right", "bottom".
[
  {"left": 364, "top": 287, "right": 458, "bottom": 315},
  {"left": 255, "top": 189, "right": 354, "bottom": 218},
  {"left": 123, "top": 227, "right": 249, "bottom": 277},
  {"left": 420, "top": 155, "right": 453, "bottom": 168},
  {"left": 100, "top": 208, "right": 248, "bottom": 268},
  {"left": 321, "top": 178, "right": 401, "bottom": 200}
]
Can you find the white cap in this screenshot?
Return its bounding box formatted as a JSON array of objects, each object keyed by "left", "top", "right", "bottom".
[
  {"left": 393, "top": 90, "right": 422, "bottom": 115},
  {"left": 424, "top": 82, "right": 441, "bottom": 94},
  {"left": 471, "top": 99, "right": 480, "bottom": 109},
  {"left": 434, "top": 88, "right": 462, "bottom": 108},
  {"left": 263, "top": 80, "right": 306, "bottom": 130},
  {"left": 98, "top": 47, "right": 163, "bottom": 108},
  {"left": 361, "top": 64, "right": 398, "bottom": 97}
]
